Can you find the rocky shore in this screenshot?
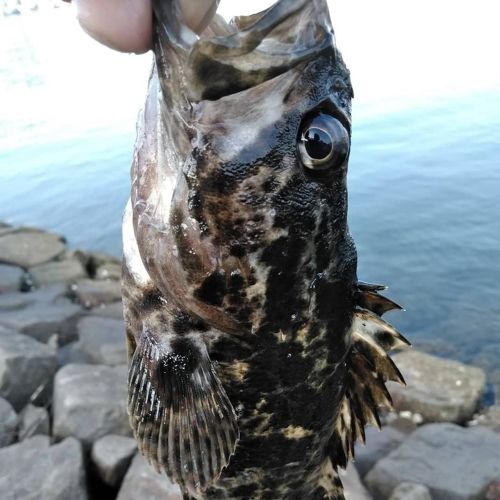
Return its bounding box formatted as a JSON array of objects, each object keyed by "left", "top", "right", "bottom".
[{"left": 0, "top": 222, "right": 499, "bottom": 500}]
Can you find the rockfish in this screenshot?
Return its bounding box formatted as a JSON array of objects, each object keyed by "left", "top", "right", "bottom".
[{"left": 122, "top": 0, "right": 409, "bottom": 498}]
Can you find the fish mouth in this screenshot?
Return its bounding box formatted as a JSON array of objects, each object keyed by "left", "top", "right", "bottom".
[{"left": 153, "top": 0, "right": 336, "bottom": 100}]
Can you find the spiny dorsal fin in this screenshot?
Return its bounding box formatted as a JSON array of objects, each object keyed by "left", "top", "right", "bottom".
[
  {"left": 128, "top": 329, "right": 239, "bottom": 496},
  {"left": 329, "top": 293, "right": 409, "bottom": 469}
]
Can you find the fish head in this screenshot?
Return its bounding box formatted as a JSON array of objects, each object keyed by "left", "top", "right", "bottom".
[{"left": 132, "top": 0, "right": 357, "bottom": 336}]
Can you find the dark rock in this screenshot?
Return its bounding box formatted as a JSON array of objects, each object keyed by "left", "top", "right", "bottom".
[
  {"left": 28, "top": 259, "right": 87, "bottom": 287},
  {"left": 117, "top": 454, "right": 182, "bottom": 500},
  {"left": 0, "top": 229, "right": 66, "bottom": 268},
  {"left": 0, "top": 397, "right": 18, "bottom": 447},
  {"left": 389, "top": 483, "right": 431, "bottom": 500},
  {"left": 91, "top": 435, "right": 137, "bottom": 487},
  {"left": 53, "top": 364, "right": 131, "bottom": 447},
  {"left": 388, "top": 351, "right": 486, "bottom": 423},
  {"left": 340, "top": 463, "right": 372, "bottom": 499},
  {"left": 0, "top": 328, "right": 58, "bottom": 410},
  {"left": 57, "top": 341, "right": 87, "bottom": 367},
  {"left": 68, "top": 279, "right": 122, "bottom": 309},
  {"left": 18, "top": 404, "right": 50, "bottom": 440},
  {"left": 365, "top": 423, "right": 500, "bottom": 499},
  {"left": 354, "top": 425, "right": 406, "bottom": 478},
  {"left": 0, "top": 264, "right": 23, "bottom": 293},
  {"left": 0, "top": 435, "right": 87, "bottom": 499},
  {"left": 76, "top": 316, "right": 127, "bottom": 366}
]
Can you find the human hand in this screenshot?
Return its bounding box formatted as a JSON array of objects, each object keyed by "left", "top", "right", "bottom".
[{"left": 67, "top": 0, "right": 220, "bottom": 54}]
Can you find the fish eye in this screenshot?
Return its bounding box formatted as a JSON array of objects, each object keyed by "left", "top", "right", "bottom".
[{"left": 297, "top": 112, "right": 350, "bottom": 171}]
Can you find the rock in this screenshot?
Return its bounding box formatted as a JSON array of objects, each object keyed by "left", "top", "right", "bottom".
[
  {"left": 340, "top": 463, "right": 372, "bottom": 500},
  {"left": 57, "top": 341, "right": 87, "bottom": 367},
  {"left": 354, "top": 425, "right": 406, "bottom": 478},
  {"left": 0, "top": 229, "right": 66, "bottom": 268},
  {"left": 364, "top": 423, "right": 500, "bottom": 499},
  {"left": 68, "top": 279, "right": 122, "bottom": 309},
  {"left": 473, "top": 405, "right": 500, "bottom": 432},
  {"left": 0, "top": 435, "right": 87, "bottom": 500},
  {"left": 389, "top": 483, "right": 431, "bottom": 500},
  {"left": 18, "top": 404, "right": 50, "bottom": 440},
  {"left": 0, "top": 264, "right": 23, "bottom": 293},
  {"left": 91, "top": 301, "right": 124, "bottom": 320},
  {"left": 91, "top": 435, "right": 137, "bottom": 487},
  {"left": 0, "top": 285, "right": 82, "bottom": 344},
  {"left": 76, "top": 316, "right": 127, "bottom": 365},
  {"left": 95, "top": 262, "right": 122, "bottom": 281},
  {"left": 492, "top": 370, "right": 500, "bottom": 405},
  {"left": 0, "top": 329, "right": 58, "bottom": 410},
  {"left": 117, "top": 454, "right": 182, "bottom": 500},
  {"left": 0, "top": 397, "right": 18, "bottom": 447},
  {"left": 28, "top": 259, "right": 87, "bottom": 288},
  {"left": 388, "top": 351, "right": 486, "bottom": 423},
  {"left": 53, "top": 364, "right": 131, "bottom": 447}
]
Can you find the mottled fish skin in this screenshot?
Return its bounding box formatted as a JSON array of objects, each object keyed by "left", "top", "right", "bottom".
[{"left": 122, "top": 1, "right": 408, "bottom": 499}]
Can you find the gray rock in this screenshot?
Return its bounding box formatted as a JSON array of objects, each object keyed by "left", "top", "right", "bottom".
[
  {"left": 365, "top": 423, "right": 500, "bottom": 499},
  {"left": 28, "top": 259, "right": 87, "bottom": 288},
  {"left": 18, "top": 404, "right": 50, "bottom": 440},
  {"left": 57, "top": 341, "right": 87, "bottom": 367},
  {"left": 90, "top": 301, "right": 124, "bottom": 320},
  {"left": 0, "top": 264, "right": 23, "bottom": 293},
  {"left": 95, "top": 262, "right": 122, "bottom": 281},
  {"left": 91, "top": 435, "right": 137, "bottom": 487},
  {"left": 0, "top": 435, "right": 87, "bottom": 500},
  {"left": 76, "top": 316, "right": 127, "bottom": 366},
  {"left": 0, "top": 329, "right": 58, "bottom": 410},
  {"left": 340, "top": 463, "right": 372, "bottom": 500},
  {"left": 0, "top": 229, "right": 66, "bottom": 268},
  {"left": 0, "top": 285, "right": 82, "bottom": 344},
  {"left": 473, "top": 405, "right": 500, "bottom": 432},
  {"left": 0, "top": 397, "right": 18, "bottom": 447},
  {"left": 117, "top": 454, "right": 182, "bottom": 500},
  {"left": 354, "top": 425, "right": 406, "bottom": 478},
  {"left": 53, "top": 363, "right": 131, "bottom": 447},
  {"left": 389, "top": 483, "right": 432, "bottom": 500},
  {"left": 68, "top": 279, "right": 122, "bottom": 309},
  {"left": 388, "top": 351, "right": 486, "bottom": 423}
]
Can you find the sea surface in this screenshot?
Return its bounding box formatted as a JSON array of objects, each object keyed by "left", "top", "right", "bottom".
[{"left": 0, "top": 3, "right": 499, "bottom": 392}]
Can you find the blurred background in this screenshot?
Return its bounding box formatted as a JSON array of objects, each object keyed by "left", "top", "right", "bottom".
[{"left": 0, "top": 0, "right": 499, "bottom": 393}]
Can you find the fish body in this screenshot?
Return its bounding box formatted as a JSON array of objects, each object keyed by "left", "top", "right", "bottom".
[{"left": 122, "top": 1, "right": 409, "bottom": 498}]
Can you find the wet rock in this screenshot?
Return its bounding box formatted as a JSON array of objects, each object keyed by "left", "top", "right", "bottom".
[
  {"left": 68, "top": 279, "right": 122, "bottom": 309},
  {"left": 473, "top": 405, "right": 500, "bottom": 432},
  {"left": 18, "top": 404, "right": 50, "bottom": 440},
  {"left": 117, "top": 454, "right": 182, "bottom": 500},
  {"left": 53, "top": 363, "right": 130, "bottom": 447},
  {"left": 0, "top": 229, "right": 66, "bottom": 268},
  {"left": 388, "top": 351, "right": 486, "bottom": 423},
  {"left": 0, "top": 329, "right": 58, "bottom": 410},
  {"left": 0, "top": 264, "right": 23, "bottom": 293},
  {"left": 28, "top": 259, "right": 87, "bottom": 287},
  {"left": 0, "top": 397, "right": 18, "bottom": 447},
  {"left": 0, "top": 285, "right": 82, "bottom": 344},
  {"left": 389, "top": 483, "right": 431, "bottom": 500},
  {"left": 76, "top": 316, "right": 126, "bottom": 366},
  {"left": 354, "top": 425, "right": 406, "bottom": 478},
  {"left": 91, "top": 435, "right": 137, "bottom": 487},
  {"left": 0, "top": 435, "right": 87, "bottom": 500},
  {"left": 95, "top": 262, "right": 122, "bottom": 281},
  {"left": 90, "top": 301, "right": 124, "bottom": 320},
  {"left": 340, "top": 463, "right": 372, "bottom": 500},
  {"left": 365, "top": 423, "right": 500, "bottom": 499}
]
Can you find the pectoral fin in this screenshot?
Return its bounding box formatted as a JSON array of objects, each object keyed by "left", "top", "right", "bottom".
[{"left": 128, "top": 329, "right": 239, "bottom": 495}]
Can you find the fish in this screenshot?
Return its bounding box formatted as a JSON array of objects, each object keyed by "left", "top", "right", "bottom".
[{"left": 122, "top": 0, "right": 410, "bottom": 498}]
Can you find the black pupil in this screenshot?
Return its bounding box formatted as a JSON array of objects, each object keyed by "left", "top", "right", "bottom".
[{"left": 304, "top": 127, "right": 332, "bottom": 159}]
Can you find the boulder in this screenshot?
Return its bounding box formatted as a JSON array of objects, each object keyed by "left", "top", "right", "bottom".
[
  {"left": 340, "top": 463, "right": 372, "bottom": 500},
  {"left": 68, "top": 279, "right": 122, "bottom": 309},
  {"left": 117, "top": 454, "right": 182, "bottom": 500},
  {"left": 0, "top": 264, "right": 23, "bottom": 293},
  {"left": 0, "top": 397, "right": 18, "bottom": 447},
  {"left": 18, "top": 404, "right": 50, "bottom": 440},
  {"left": 91, "top": 435, "right": 137, "bottom": 487},
  {"left": 354, "top": 425, "right": 406, "bottom": 478},
  {"left": 364, "top": 423, "right": 500, "bottom": 499},
  {"left": 76, "top": 316, "right": 127, "bottom": 366},
  {"left": 389, "top": 483, "right": 431, "bottom": 500},
  {"left": 57, "top": 341, "right": 87, "bottom": 367},
  {"left": 0, "top": 436, "right": 87, "bottom": 500},
  {"left": 388, "top": 351, "right": 486, "bottom": 423},
  {"left": 90, "top": 301, "right": 124, "bottom": 320},
  {"left": 53, "top": 364, "right": 131, "bottom": 447},
  {"left": 95, "top": 262, "right": 122, "bottom": 281},
  {"left": 0, "top": 229, "right": 66, "bottom": 268},
  {"left": 0, "top": 329, "right": 58, "bottom": 410},
  {"left": 28, "top": 259, "right": 87, "bottom": 288},
  {"left": 474, "top": 405, "right": 500, "bottom": 433}
]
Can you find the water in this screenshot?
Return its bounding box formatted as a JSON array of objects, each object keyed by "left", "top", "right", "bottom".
[{"left": 0, "top": 4, "right": 499, "bottom": 382}]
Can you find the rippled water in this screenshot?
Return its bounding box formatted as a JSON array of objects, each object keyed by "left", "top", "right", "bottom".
[{"left": 0, "top": 4, "right": 499, "bottom": 388}]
